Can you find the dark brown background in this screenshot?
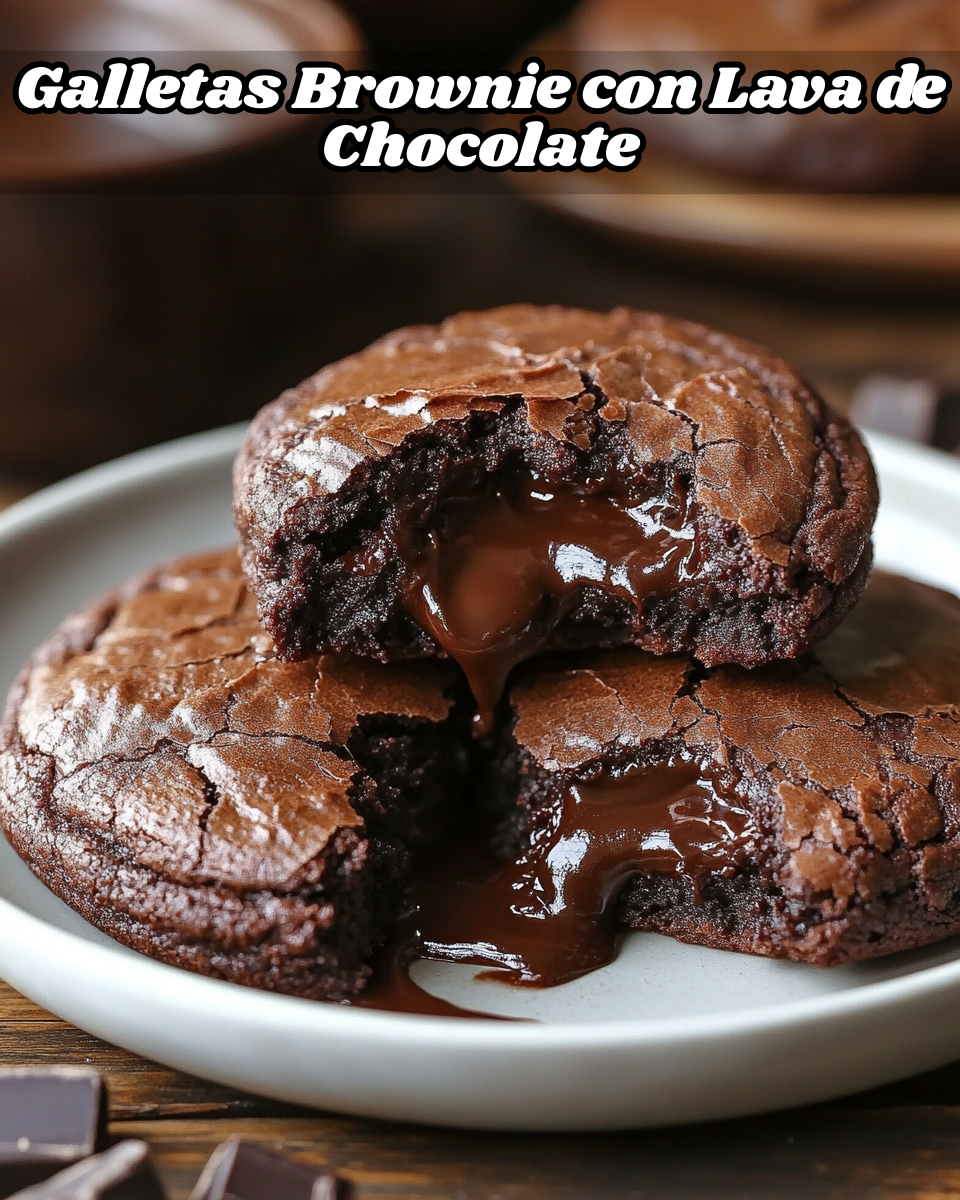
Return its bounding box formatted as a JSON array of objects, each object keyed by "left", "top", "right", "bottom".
[
  {"left": 8, "top": 972, "right": 960, "bottom": 1199},
  {"left": 2, "top": 182, "right": 959, "bottom": 486}
]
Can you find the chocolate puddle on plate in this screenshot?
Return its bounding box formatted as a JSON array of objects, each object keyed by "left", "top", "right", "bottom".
[
  {"left": 355, "top": 757, "right": 755, "bottom": 1019},
  {"left": 401, "top": 471, "right": 700, "bottom": 735}
]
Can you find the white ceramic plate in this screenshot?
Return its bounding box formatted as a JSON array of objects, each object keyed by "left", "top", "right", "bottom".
[{"left": 1, "top": 425, "right": 959, "bottom": 1131}]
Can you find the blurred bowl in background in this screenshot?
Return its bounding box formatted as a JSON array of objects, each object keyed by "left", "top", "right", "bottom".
[
  {"left": 570, "top": 0, "right": 960, "bottom": 191},
  {"left": 336, "top": 0, "right": 579, "bottom": 71},
  {"left": 499, "top": 13, "right": 960, "bottom": 296},
  {"left": 0, "top": 0, "right": 361, "bottom": 186},
  {"left": 0, "top": 0, "right": 363, "bottom": 476},
  {"left": 510, "top": 176, "right": 960, "bottom": 293}
]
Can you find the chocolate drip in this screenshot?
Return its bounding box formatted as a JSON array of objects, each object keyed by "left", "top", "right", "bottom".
[
  {"left": 356, "top": 928, "right": 507, "bottom": 1020},
  {"left": 403, "top": 473, "right": 699, "bottom": 732},
  {"left": 358, "top": 759, "right": 754, "bottom": 1015}
]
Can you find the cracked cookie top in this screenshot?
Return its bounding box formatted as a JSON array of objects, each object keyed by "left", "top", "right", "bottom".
[
  {"left": 233, "top": 304, "right": 878, "bottom": 678},
  {"left": 0, "top": 549, "right": 457, "bottom": 892},
  {"left": 236, "top": 304, "right": 875, "bottom": 582},
  {"left": 510, "top": 571, "right": 960, "bottom": 909}
]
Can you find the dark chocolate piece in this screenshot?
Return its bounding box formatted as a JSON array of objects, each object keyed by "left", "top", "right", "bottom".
[
  {"left": 11, "top": 1141, "right": 164, "bottom": 1199},
  {"left": 850, "top": 374, "right": 960, "bottom": 455},
  {"left": 0, "top": 549, "right": 468, "bottom": 1002},
  {"left": 189, "top": 1140, "right": 338, "bottom": 1200},
  {"left": 0, "top": 1068, "right": 104, "bottom": 1198},
  {"left": 481, "top": 570, "right": 960, "bottom": 968},
  {"left": 235, "top": 305, "right": 877, "bottom": 723}
]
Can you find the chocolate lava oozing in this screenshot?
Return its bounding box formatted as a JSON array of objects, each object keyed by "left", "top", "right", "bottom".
[
  {"left": 234, "top": 305, "right": 878, "bottom": 729},
  {"left": 401, "top": 470, "right": 699, "bottom": 733},
  {"left": 376, "top": 758, "right": 753, "bottom": 998},
  {"left": 362, "top": 569, "right": 960, "bottom": 1013}
]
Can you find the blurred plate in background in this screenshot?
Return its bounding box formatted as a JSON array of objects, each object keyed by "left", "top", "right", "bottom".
[
  {"left": 0, "top": 1, "right": 365, "bottom": 477},
  {"left": 513, "top": 160, "right": 960, "bottom": 287},
  {"left": 0, "top": 0, "right": 362, "bottom": 186},
  {"left": 505, "top": 16, "right": 960, "bottom": 289}
]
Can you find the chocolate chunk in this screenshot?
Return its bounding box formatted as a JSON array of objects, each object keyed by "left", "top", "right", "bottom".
[
  {"left": 850, "top": 374, "right": 960, "bottom": 455},
  {"left": 479, "top": 570, "right": 960, "bottom": 969},
  {"left": 0, "top": 1068, "right": 104, "bottom": 1197},
  {"left": 189, "top": 1140, "right": 338, "bottom": 1200},
  {"left": 10, "top": 1141, "right": 164, "bottom": 1199},
  {"left": 235, "top": 305, "right": 877, "bottom": 725},
  {"left": 0, "top": 549, "right": 469, "bottom": 1002}
]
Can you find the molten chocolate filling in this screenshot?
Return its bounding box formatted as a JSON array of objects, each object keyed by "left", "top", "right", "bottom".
[
  {"left": 359, "top": 758, "right": 754, "bottom": 1017},
  {"left": 401, "top": 473, "right": 699, "bottom": 732}
]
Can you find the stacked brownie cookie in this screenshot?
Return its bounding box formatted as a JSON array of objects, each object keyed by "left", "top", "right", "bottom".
[{"left": 3, "top": 304, "right": 960, "bottom": 1003}]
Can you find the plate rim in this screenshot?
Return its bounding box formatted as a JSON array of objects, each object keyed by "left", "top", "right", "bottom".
[
  {"left": 1, "top": 424, "right": 960, "bottom": 1050},
  {"left": 500, "top": 30, "right": 960, "bottom": 282}
]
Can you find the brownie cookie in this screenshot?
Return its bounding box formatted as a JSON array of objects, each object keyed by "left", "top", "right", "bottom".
[
  {"left": 0, "top": 549, "right": 467, "bottom": 1001},
  {"left": 234, "top": 305, "right": 877, "bottom": 728},
  {"left": 470, "top": 571, "right": 960, "bottom": 975}
]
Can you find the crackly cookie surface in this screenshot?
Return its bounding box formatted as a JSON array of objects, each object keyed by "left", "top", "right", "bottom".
[
  {"left": 0, "top": 549, "right": 465, "bottom": 1000},
  {"left": 493, "top": 572, "right": 960, "bottom": 966},
  {"left": 234, "top": 305, "right": 877, "bottom": 715}
]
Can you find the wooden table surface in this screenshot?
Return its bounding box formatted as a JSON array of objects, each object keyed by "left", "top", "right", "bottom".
[
  {"left": 2, "top": 191, "right": 960, "bottom": 1197},
  {"left": 6, "top": 972, "right": 960, "bottom": 1199}
]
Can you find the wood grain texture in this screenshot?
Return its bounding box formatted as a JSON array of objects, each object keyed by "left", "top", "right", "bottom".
[
  {"left": 10, "top": 972, "right": 960, "bottom": 1200},
  {"left": 8, "top": 973, "right": 960, "bottom": 1120},
  {"left": 0, "top": 981, "right": 307, "bottom": 1120},
  {"left": 117, "top": 1110, "right": 960, "bottom": 1200}
]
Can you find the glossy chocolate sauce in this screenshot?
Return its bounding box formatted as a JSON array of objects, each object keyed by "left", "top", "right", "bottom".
[
  {"left": 403, "top": 473, "right": 699, "bottom": 733},
  {"left": 357, "top": 758, "right": 754, "bottom": 1016}
]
